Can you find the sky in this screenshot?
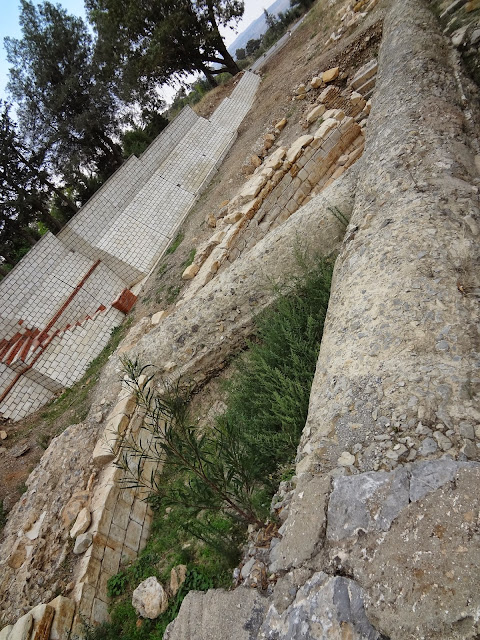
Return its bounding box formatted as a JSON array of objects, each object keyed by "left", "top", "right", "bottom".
[{"left": 0, "top": 0, "right": 268, "bottom": 102}]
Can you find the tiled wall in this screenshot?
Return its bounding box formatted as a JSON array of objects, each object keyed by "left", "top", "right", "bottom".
[{"left": 0, "top": 72, "right": 261, "bottom": 422}]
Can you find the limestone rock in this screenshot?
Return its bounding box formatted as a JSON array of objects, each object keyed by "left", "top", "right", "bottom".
[
  {"left": 286, "top": 135, "right": 314, "bottom": 164},
  {"left": 306, "top": 104, "right": 326, "bottom": 124},
  {"left": 32, "top": 605, "right": 55, "bottom": 640},
  {"left": 261, "top": 573, "right": 383, "bottom": 640},
  {"left": 73, "top": 532, "right": 92, "bottom": 554},
  {"left": 270, "top": 475, "right": 331, "bottom": 573},
  {"left": 151, "top": 310, "right": 167, "bottom": 326},
  {"left": 164, "top": 587, "right": 268, "bottom": 640},
  {"left": 314, "top": 118, "right": 339, "bottom": 140},
  {"left": 322, "top": 108, "right": 344, "bottom": 121},
  {"left": 264, "top": 147, "right": 287, "bottom": 170},
  {"left": 295, "top": 84, "right": 306, "bottom": 96},
  {"left": 310, "top": 76, "right": 323, "bottom": 89},
  {"left": 170, "top": 565, "right": 187, "bottom": 597},
  {"left": 48, "top": 596, "right": 76, "bottom": 640},
  {"left": 326, "top": 467, "right": 409, "bottom": 542},
  {"left": 70, "top": 507, "right": 91, "bottom": 538},
  {"left": 182, "top": 264, "right": 200, "bottom": 280},
  {"left": 250, "top": 154, "right": 262, "bottom": 168},
  {"left": 7, "top": 614, "right": 32, "bottom": 640},
  {"left": 322, "top": 67, "right": 339, "bottom": 83},
  {"left": 132, "top": 577, "right": 169, "bottom": 619},
  {"left": 61, "top": 490, "right": 90, "bottom": 528},
  {"left": 206, "top": 213, "right": 217, "bottom": 228},
  {"left": 0, "top": 430, "right": 7, "bottom": 440},
  {"left": 0, "top": 626, "right": 12, "bottom": 640},
  {"left": 275, "top": 118, "right": 287, "bottom": 131},
  {"left": 337, "top": 451, "right": 355, "bottom": 466}
]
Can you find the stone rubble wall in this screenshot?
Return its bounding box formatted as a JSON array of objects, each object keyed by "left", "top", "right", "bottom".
[{"left": 0, "top": 71, "right": 260, "bottom": 423}]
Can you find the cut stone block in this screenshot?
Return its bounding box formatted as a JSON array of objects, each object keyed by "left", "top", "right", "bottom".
[{"left": 286, "top": 136, "right": 314, "bottom": 163}]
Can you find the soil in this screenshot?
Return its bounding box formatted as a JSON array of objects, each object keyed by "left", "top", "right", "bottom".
[{"left": 0, "top": 0, "right": 387, "bottom": 528}]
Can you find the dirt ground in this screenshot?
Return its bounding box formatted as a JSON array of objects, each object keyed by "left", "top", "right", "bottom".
[{"left": 0, "top": 0, "right": 386, "bottom": 526}]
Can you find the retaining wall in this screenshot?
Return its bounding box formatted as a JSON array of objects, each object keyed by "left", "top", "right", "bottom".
[{"left": 0, "top": 71, "right": 261, "bottom": 422}]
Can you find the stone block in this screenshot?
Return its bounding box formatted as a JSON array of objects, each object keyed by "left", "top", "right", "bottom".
[
  {"left": 306, "top": 104, "right": 326, "bottom": 124},
  {"left": 102, "top": 545, "right": 121, "bottom": 575},
  {"left": 124, "top": 519, "right": 143, "bottom": 552},
  {"left": 92, "top": 598, "right": 110, "bottom": 625},
  {"left": 130, "top": 498, "right": 148, "bottom": 525},
  {"left": 48, "top": 596, "right": 75, "bottom": 640},
  {"left": 322, "top": 67, "right": 339, "bottom": 83},
  {"left": 151, "top": 310, "right": 167, "bottom": 326},
  {"left": 286, "top": 136, "right": 314, "bottom": 164},
  {"left": 8, "top": 614, "right": 33, "bottom": 640}
]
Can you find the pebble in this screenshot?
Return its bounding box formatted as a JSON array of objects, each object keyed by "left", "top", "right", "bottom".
[
  {"left": 337, "top": 451, "right": 355, "bottom": 466},
  {"left": 433, "top": 430, "right": 453, "bottom": 452}
]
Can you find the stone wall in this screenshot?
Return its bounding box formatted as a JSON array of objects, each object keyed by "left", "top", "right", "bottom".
[{"left": 0, "top": 71, "right": 260, "bottom": 423}]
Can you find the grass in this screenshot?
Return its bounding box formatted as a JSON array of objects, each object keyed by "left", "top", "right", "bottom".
[
  {"left": 182, "top": 249, "right": 196, "bottom": 268},
  {"left": 165, "top": 233, "right": 184, "bottom": 255}
]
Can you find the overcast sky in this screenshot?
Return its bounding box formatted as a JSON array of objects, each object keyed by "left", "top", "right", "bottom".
[{"left": 0, "top": 0, "right": 268, "bottom": 102}]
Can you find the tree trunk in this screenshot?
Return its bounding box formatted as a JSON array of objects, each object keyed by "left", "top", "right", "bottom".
[
  {"left": 198, "top": 63, "right": 218, "bottom": 88},
  {"left": 205, "top": 0, "right": 240, "bottom": 77}
]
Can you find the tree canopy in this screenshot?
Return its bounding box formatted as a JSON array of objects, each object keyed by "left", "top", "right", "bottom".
[
  {"left": 87, "top": 0, "right": 244, "bottom": 92},
  {"left": 5, "top": 0, "right": 123, "bottom": 187}
]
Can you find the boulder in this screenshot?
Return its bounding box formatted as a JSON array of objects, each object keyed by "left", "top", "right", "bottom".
[
  {"left": 310, "top": 76, "right": 323, "bottom": 89},
  {"left": 206, "top": 213, "right": 217, "bottom": 228},
  {"left": 132, "top": 577, "right": 169, "bottom": 619},
  {"left": 7, "top": 614, "right": 32, "bottom": 640}
]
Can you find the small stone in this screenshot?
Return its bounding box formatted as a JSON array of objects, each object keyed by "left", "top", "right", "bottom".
[
  {"left": 458, "top": 422, "right": 475, "bottom": 439},
  {"left": 92, "top": 411, "right": 103, "bottom": 423},
  {"left": 250, "top": 155, "right": 262, "bottom": 168},
  {"left": 419, "top": 437, "right": 438, "bottom": 456},
  {"left": 12, "top": 443, "right": 30, "bottom": 458},
  {"left": 241, "top": 557, "right": 255, "bottom": 579},
  {"left": 295, "top": 84, "right": 307, "bottom": 95},
  {"left": 182, "top": 264, "right": 199, "bottom": 280},
  {"left": 0, "top": 430, "right": 7, "bottom": 440},
  {"left": 310, "top": 76, "right": 323, "bottom": 89},
  {"left": 132, "top": 577, "right": 169, "bottom": 619},
  {"left": 70, "top": 507, "right": 91, "bottom": 538},
  {"left": 337, "top": 451, "right": 355, "bottom": 466},
  {"left": 322, "top": 67, "right": 339, "bottom": 83},
  {"left": 471, "top": 28, "right": 480, "bottom": 45},
  {"left": 433, "top": 430, "right": 453, "bottom": 452},
  {"left": 275, "top": 118, "right": 287, "bottom": 131},
  {"left": 465, "top": 0, "right": 480, "bottom": 12},
  {"left": 461, "top": 440, "right": 477, "bottom": 459},
  {"left": 206, "top": 213, "right": 217, "bottom": 228},
  {"left": 73, "top": 533, "right": 92, "bottom": 555},
  {"left": 170, "top": 565, "right": 187, "bottom": 597}
]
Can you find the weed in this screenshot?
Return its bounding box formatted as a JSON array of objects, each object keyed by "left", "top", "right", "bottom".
[
  {"left": 166, "top": 232, "right": 184, "bottom": 255},
  {"left": 37, "top": 433, "right": 51, "bottom": 450},
  {"left": 182, "top": 249, "right": 196, "bottom": 268},
  {"left": 166, "top": 285, "right": 181, "bottom": 304},
  {"left": 328, "top": 205, "right": 349, "bottom": 228},
  {"left": 156, "top": 262, "right": 168, "bottom": 278}
]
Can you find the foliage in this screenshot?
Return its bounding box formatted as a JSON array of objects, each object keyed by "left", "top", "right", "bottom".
[
  {"left": 5, "top": 0, "right": 122, "bottom": 189},
  {"left": 245, "top": 38, "right": 262, "bottom": 57},
  {"left": 0, "top": 102, "right": 58, "bottom": 272},
  {"left": 87, "top": 0, "right": 243, "bottom": 97},
  {"left": 85, "top": 566, "right": 215, "bottom": 640},
  {"left": 217, "top": 256, "right": 333, "bottom": 479},
  {"left": 165, "top": 232, "right": 185, "bottom": 255},
  {"left": 235, "top": 47, "right": 246, "bottom": 61}
]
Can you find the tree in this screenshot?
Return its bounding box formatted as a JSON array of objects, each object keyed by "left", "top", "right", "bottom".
[
  {"left": 245, "top": 38, "right": 261, "bottom": 57},
  {"left": 235, "top": 47, "right": 246, "bottom": 61},
  {"left": 0, "top": 102, "right": 67, "bottom": 272},
  {"left": 290, "top": 0, "right": 316, "bottom": 8},
  {"left": 5, "top": 0, "right": 123, "bottom": 188},
  {"left": 86, "top": 0, "right": 244, "bottom": 93}
]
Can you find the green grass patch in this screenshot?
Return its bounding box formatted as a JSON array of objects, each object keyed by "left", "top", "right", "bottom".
[
  {"left": 182, "top": 249, "right": 196, "bottom": 268},
  {"left": 165, "top": 233, "right": 184, "bottom": 255}
]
